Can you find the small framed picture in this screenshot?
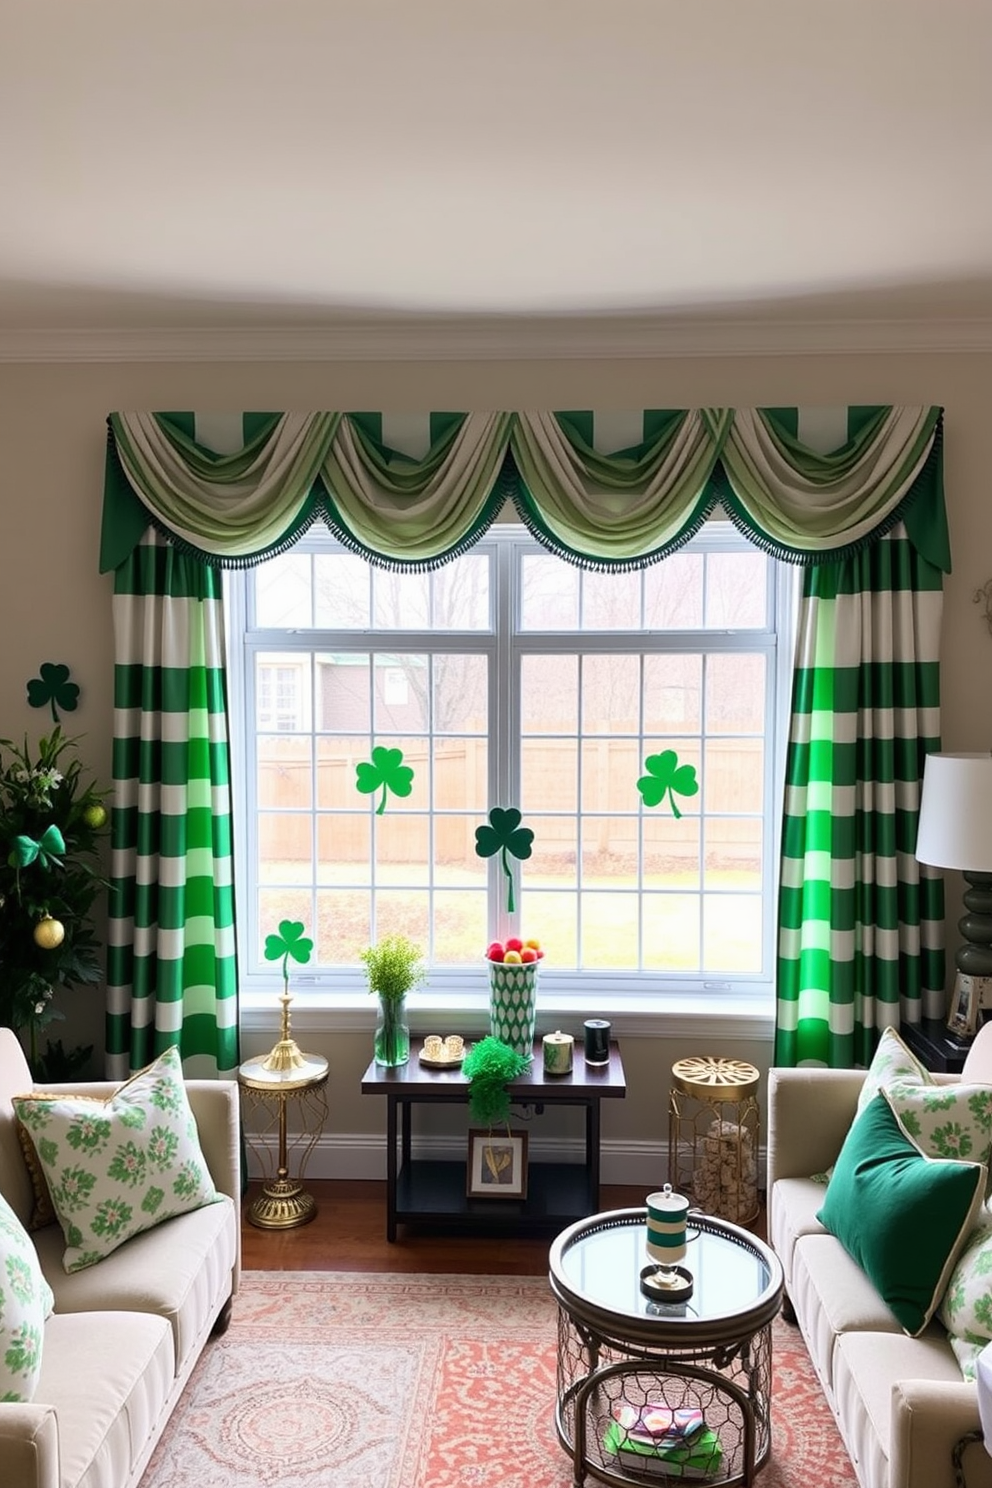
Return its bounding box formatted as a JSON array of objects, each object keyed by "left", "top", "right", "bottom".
[
  {"left": 947, "top": 973, "right": 981, "bottom": 1038},
  {"left": 466, "top": 1129, "right": 528, "bottom": 1199}
]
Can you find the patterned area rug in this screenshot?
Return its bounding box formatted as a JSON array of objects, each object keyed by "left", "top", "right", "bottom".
[{"left": 140, "top": 1271, "right": 857, "bottom": 1488}]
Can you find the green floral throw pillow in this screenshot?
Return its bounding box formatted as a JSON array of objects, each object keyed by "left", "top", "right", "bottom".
[
  {"left": 13, "top": 1046, "right": 221, "bottom": 1274},
  {"left": 884, "top": 1079, "right": 992, "bottom": 1166},
  {"left": 949, "top": 1336, "right": 985, "bottom": 1382},
  {"left": 0, "top": 1190, "right": 54, "bottom": 1401},
  {"left": 939, "top": 1224, "right": 992, "bottom": 1376},
  {"left": 854, "top": 1026, "right": 932, "bottom": 1120}
]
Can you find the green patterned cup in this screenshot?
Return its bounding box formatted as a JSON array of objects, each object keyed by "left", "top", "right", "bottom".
[{"left": 489, "top": 961, "right": 539, "bottom": 1054}]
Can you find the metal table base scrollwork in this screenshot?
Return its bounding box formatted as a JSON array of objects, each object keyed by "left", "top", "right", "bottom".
[{"left": 549, "top": 1208, "right": 783, "bottom": 1487}]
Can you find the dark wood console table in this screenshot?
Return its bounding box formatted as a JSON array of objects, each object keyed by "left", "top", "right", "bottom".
[
  {"left": 360, "top": 1037, "right": 626, "bottom": 1241},
  {"left": 899, "top": 1017, "right": 972, "bottom": 1074}
]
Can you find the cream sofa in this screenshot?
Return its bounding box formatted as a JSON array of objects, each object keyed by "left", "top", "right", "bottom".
[
  {"left": 768, "top": 1065, "right": 992, "bottom": 1488},
  {"left": 0, "top": 1028, "right": 241, "bottom": 1488}
]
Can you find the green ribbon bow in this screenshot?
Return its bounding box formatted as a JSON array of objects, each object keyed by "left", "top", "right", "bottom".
[{"left": 12, "top": 824, "right": 66, "bottom": 870}]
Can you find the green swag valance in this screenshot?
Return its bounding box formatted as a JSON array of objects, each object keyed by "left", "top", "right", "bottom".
[{"left": 101, "top": 405, "right": 948, "bottom": 573}]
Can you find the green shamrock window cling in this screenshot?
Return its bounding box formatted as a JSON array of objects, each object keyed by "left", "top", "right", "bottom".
[
  {"left": 355, "top": 746, "right": 415, "bottom": 815},
  {"left": 264, "top": 920, "right": 314, "bottom": 991},
  {"left": 27, "top": 663, "right": 80, "bottom": 724},
  {"left": 474, "top": 807, "right": 534, "bottom": 914},
  {"left": 637, "top": 749, "right": 700, "bottom": 819}
]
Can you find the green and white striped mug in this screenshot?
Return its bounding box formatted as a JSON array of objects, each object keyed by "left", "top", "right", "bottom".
[{"left": 646, "top": 1184, "right": 690, "bottom": 1261}]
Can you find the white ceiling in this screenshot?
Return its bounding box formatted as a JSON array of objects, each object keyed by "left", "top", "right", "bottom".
[{"left": 3, "top": 1, "right": 992, "bottom": 355}]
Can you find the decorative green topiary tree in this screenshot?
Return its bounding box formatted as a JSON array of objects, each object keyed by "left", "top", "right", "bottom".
[{"left": 0, "top": 729, "right": 108, "bottom": 1076}]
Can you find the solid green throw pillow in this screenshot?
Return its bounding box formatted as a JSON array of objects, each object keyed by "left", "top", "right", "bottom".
[
  {"left": 817, "top": 1091, "right": 985, "bottom": 1336},
  {"left": 13, "top": 1046, "right": 221, "bottom": 1274}
]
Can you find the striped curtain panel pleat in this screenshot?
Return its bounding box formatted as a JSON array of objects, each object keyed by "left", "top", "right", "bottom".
[
  {"left": 775, "top": 523, "right": 945, "bottom": 1068},
  {"left": 107, "top": 530, "right": 239, "bottom": 1078}
]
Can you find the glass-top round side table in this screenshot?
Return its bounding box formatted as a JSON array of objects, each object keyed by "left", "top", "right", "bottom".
[{"left": 548, "top": 1207, "right": 783, "bottom": 1487}]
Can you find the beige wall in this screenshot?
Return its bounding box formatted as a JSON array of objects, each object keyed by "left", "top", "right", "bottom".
[{"left": 2, "top": 352, "right": 990, "bottom": 1168}]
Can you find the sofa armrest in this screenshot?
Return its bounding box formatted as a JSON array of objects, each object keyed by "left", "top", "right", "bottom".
[
  {"left": 184, "top": 1080, "right": 242, "bottom": 1208},
  {"left": 0, "top": 1403, "right": 60, "bottom": 1488},
  {"left": 891, "top": 1379, "right": 992, "bottom": 1488},
  {"left": 185, "top": 1079, "right": 242, "bottom": 1293},
  {"left": 767, "top": 1068, "right": 867, "bottom": 1186}
]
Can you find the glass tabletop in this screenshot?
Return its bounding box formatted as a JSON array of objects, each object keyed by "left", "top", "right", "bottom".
[{"left": 550, "top": 1209, "right": 776, "bottom": 1327}]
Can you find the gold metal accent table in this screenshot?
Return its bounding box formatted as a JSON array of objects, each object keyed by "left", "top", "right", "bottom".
[
  {"left": 668, "top": 1056, "right": 760, "bottom": 1226},
  {"left": 237, "top": 991, "right": 329, "bottom": 1229}
]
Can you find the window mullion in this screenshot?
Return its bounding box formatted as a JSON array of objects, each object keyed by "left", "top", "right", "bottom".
[
  {"left": 493, "top": 538, "right": 516, "bottom": 943},
  {"left": 427, "top": 652, "right": 437, "bottom": 962}
]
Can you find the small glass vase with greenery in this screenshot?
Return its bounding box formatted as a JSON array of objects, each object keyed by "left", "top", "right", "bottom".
[{"left": 361, "top": 933, "right": 425, "bottom": 1068}]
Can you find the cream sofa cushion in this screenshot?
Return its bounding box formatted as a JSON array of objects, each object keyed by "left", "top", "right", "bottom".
[
  {"left": 33, "top": 1311, "right": 174, "bottom": 1488},
  {"left": 767, "top": 1175, "right": 827, "bottom": 1286},
  {"left": 791, "top": 1234, "right": 907, "bottom": 1393},
  {"left": 33, "top": 1192, "right": 236, "bottom": 1374},
  {"left": 833, "top": 1330, "right": 968, "bottom": 1488}
]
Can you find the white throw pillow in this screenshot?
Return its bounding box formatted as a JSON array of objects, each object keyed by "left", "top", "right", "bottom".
[
  {"left": 963, "top": 1022, "right": 992, "bottom": 1087},
  {"left": 13, "top": 1046, "right": 221, "bottom": 1274},
  {"left": 0, "top": 1190, "right": 54, "bottom": 1401}
]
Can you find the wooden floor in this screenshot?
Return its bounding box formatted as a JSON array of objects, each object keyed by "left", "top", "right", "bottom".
[{"left": 241, "top": 1180, "right": 766, "bottom": 1274}]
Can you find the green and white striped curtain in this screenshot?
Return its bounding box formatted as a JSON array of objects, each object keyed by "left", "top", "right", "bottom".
[
  {"left": 101, "top": 404, "right": 949, "bottom": 1076},
  {"left": 107, "top": 531, "right": 238, "bottom": 1078},
  {"left": 776, "top": 524, "right": 945, "bottom": 1067}
]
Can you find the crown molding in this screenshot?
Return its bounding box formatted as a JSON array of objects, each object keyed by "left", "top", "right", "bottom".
[{"left": 1, "top": 314, "right": 992, "bottom": 364}]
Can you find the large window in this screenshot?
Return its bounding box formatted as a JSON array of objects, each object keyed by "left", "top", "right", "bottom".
[{"left": 230, "top": 523, "right": 795, "bottom": 1001}]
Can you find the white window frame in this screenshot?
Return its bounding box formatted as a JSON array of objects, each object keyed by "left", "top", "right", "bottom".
[
  {"left": 256, "top": 658, "right": 307, "bottom": 732},
  {"left": 227, "top": 522, "right": 797, "bottom": 1038}
]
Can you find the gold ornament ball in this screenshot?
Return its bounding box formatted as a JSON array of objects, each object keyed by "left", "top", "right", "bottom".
[
  {"left": 33, "top": 916, "right": 65, "bottom": 950},
  {"left": 82, "top": 803, "right": 108, "bottom": 830}
]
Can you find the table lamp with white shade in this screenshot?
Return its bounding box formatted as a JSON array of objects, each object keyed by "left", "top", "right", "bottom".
[{"left": 915, "top": 751, "right": 992, "bottom": 1032}]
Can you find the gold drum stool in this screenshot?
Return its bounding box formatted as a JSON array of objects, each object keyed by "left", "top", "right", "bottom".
[{"left": 668, "top": 1056, "right": 760, "bottom": 1225}]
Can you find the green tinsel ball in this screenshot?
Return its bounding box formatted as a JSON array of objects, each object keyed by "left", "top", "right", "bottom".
[{"left": 462, "top": 1036, "right": 531, "bottom": 1126}]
